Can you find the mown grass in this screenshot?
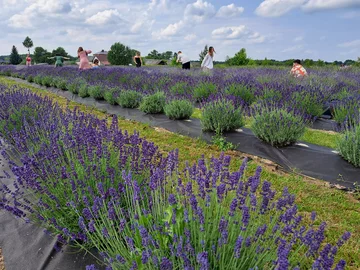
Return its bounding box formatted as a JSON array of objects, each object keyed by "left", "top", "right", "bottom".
[
  {"left": 192, "top": 108, "right": 341, "bottom": 149},
  {"left": 1, "top": 77, "right": 359, "bottom": 269}
]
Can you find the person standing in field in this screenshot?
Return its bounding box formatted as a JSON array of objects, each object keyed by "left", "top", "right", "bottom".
[
  {"left": 48, "top": 54, "right": 70, "bottom": 67},
  {"left": 201, "top": 46, "right": 215, "bottom": 72},
  {"left": 290, "top": 59, "right": 308, "bottom": 78},
  {"left": 177, "top": 51, "right": 191, "bottom": 70},
  {"left": 26, "top": 54, "right": 31, "bottom": 66},
  {"left": 133, "top": 51, "right": 143, "bottom": 68},
  {"left": 78, "top": 47, "right": 92, "bottom": 70}
]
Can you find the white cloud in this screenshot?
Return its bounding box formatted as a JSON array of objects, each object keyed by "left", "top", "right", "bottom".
[
  {"left": 338, "top": 39, "right": 360, "bottom": 48},
  {"left": 85, "top": 9, "right": 125, "bottom": 25},
  {"left": 256, "top": 0, "right": 360, "bottom": 17},
  {"left": 8, "top": 14, "right": 33, "bottom": 28},
  {"left": 216, "top": 4, "right": 244, "bottom": 18},
  {"left": 303, "top": 0, "right": 360, "bottom": 12},
  {"left": 293, "top": 36, "right": 303, "bottom": 42},
  {"left": 153, "top": 20, "right": 185, "bottom": 38},
  {"left": 184, "top": 0, "right": 216, "bottom": 23},
  {"left": 255, "top": 0, "right": 306, "bottom": 17},
  {"left": 282, "top": 45, "right": 304, "bottom": 52},
  {"left": 184, "top": 33, "right": 197, "bottom": 41},
  {"left": 212, "top": 25, "right": 266, "bottom": 44}
]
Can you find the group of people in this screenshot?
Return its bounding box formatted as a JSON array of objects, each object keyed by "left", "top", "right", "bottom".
[
  {"left": 176, "top": 46, "right": 216, "bottom": 72},
  {"left": 25, "top": 45, "right": 308, "bottom": 77}
]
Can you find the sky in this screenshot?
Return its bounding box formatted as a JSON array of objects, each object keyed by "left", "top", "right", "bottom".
[{"left": 0, "top": 0, "right": 360, "bottom": 61}]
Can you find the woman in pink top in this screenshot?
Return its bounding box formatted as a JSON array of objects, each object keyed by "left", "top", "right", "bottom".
[{"left": 77, "top": 47, "right": 92, "bottom": 70}]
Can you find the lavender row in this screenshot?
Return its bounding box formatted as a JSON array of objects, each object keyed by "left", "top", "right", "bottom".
[
  {"left": 0, "top": 83, "right": 352, "bottom": 269},
  {"left": 0, "top": 65, "right": 359, "bottom": 126}
]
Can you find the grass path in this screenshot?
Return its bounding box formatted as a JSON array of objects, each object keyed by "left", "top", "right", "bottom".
[{"left": 1, "top": 77, "right": 359, "bottom": 269}]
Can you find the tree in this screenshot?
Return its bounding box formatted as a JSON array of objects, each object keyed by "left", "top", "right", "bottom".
[
  {"left": 108, "top": 42, "right": 133, "bottom": 65},
  {"left": 33, "top": 47, "right": 52, "bottom": 64},
  {"left": 228, "top": 48, "right": 249, "bottom": 66},
  {"left": 9, "top": 45, "right": 22, "bottom": 65},
  {"left": 52, "top": 47, "right": 68, "bottom": 57},
  {"left": 22, "top": 36, "right": 34, "bottom": 54},
  {"left": 262, "top": 57, "right": 270, "bottom": 66},
  {"left": 199, "top": 45, "right": 208, "bottom": 62},
  {"left": 316, "top": 59, "right": 325, "bottom": 67},
  {"left": 147, "top": 49, "right": 159, "bottom": 59},
  {"left": 162, "top": 51, "right": 173, "bottom": 60}
]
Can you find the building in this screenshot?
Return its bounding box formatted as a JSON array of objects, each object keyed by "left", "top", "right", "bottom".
[
  {"left": 144, "top": 59, "right": 169, "bottom": 65},
  {"left": 94, "top": 50, "right": 110, "bottom": 66}
]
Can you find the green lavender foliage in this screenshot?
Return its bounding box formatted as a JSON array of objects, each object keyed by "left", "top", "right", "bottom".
[{"left": 164, "top": 99, "right": 194, "bottom": 120}]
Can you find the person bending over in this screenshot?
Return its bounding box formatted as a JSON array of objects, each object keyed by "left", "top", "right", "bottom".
[
  {"left": 177, "top": 51, "right": 191, "bottom": 70},
  {"left": 91, "top": 59, "right": 100, "bottom": 69},
  {"left": 290, "top": 59, "right": 308, "bottom": 78}
]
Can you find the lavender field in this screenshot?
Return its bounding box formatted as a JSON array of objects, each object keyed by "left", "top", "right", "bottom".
[{"left": 0, "top": 65, "right": 359, "bottom": 270}]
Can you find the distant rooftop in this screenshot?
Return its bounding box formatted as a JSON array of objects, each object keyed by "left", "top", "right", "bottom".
[{"left": 94, "top": 50, "right": 108, "bottom": 55}]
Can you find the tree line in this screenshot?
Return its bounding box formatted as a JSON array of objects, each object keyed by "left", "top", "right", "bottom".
[{"left": 2, "top": 37, "right": 360, "bottom": 67}]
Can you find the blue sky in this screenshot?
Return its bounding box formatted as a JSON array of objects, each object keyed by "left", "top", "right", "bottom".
[{"left": 0, "top": 0, "right": 359, "bottom": 61}]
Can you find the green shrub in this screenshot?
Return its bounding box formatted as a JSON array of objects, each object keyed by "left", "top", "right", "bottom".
[
  {"left": 41, "top": 76, "right": 53, "bottom": 87},
  {"left": 261, "top": 88, "right": 282, "bottom": 101},
  {"left": 78, "top": 83, "right": 89, "bottom": 98},
  {"left": 193, "top": 82, "right": 217, "bottom": 101},
  {"left": 251, "top": 107, "right": 306, "bottom": 147},
  {"left": 211, "top": 131, "right": 236, "bottom": 151},
  {"left": 225, "top": 84, "right": 256, "bottom": 105},
  {"left": 117, "top": 90, "right": 143, "bottom": 108},
  {"left": 292, "top": 91, "right": 324, "bottom": 118},
  {"left": 332, "top": 97, "right": 360, "bottom": 127},
  {"left": 201, "top": 99, "right": 244, "bottom": 132},
  {"left": 164, "top": 99, "right": 194, "bottom": 120},
  {"left": 170, "top": 82, "right": 191, "bottom": 95},
  {"left": 139, "top": 92, "right": 166, "bottom": 114},
  {"left": 104, "top": 88, "right": 120, "bottom": 105},
  {"left": 26, "top": 75, "right": 34, "bottom": 83},
  {"left": 337, "top": 125, "right": 360, "bottom": 167},
  {"left": 34, "top": 75, "right": 43, "bottom": 85},
  {"left": 88, "top": 85, "right": 104, "bottom": 100},
  {"left": 68, "top": 78, "right": 87, "bottom": 94}
]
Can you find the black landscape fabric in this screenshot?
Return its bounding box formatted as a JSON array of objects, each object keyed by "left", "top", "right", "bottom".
[{"left": 34, "top": 82, "right": 359, "bottom": 190}]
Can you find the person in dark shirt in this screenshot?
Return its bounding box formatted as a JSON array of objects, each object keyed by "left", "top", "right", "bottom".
[{"left": 133, "top": 51, "right": 142, "bottom": 68}]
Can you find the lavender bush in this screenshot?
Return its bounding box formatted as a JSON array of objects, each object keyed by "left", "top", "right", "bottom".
[
  {"left": 201, "top": 99, "right": 244, "bottom": 133},
  {"left": 74, "top": 155, "right": 350, "bottom": 270},
  {"left": 139, "top": 92, "right": 166, "bottom": 114},
  {"left": 0, "top": 88, "right": 170, "bottom": 247},
  {"left": 164, "top": 99, "right": 194, "bottom": 120},
  {"left": 251, "top": 107, "right": 307, "bottom": 147},
  {"left": 117, "top": 90, "right": 143, "bottom": 108},
  {"left": 337, "top": 124, "right": 360, "bottom": 167}
]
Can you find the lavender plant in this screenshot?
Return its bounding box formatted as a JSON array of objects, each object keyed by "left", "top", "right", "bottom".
[
  {"left": 104, "top": 88, "right": 121, "bottom": 105},
  {"left": 139, "top": 92, "right": 166, "bottom": 114},
  {"left": 117, "top": 90, "right": 143, "bottom": 109},
  {"left": 332, "top": 96, "right": 360, "bottom": 128},
  {"left": 78, "top": 83, "right": 89, "bottom": 98},
  {"left": 225, "top": 83, "right": 256, "bottom": 105},
  {"left": 73, "top": 156, "right": 350, "bottom": 270},
  {"left": 337, "top": 124, "right": 360, "bottom": 167},
  {"left": 0, "top": 88, "right": 170, "bottom": 248},
  {"left": 164, "top": 99, "right": 194, "bottom": 120},
  {"left": 201, "top": 99, "right": 244, "bottom": 133},
  {"left": 88, "top": 85, "right": 104, "bottom": 100},
  {"left": 193, "top": 82, "right": 217, "bottom": 102},
  {"left": 251, "top": 107, "right": 307, "bottom": 147}
]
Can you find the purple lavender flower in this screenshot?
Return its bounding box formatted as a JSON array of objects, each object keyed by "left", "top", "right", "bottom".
[
  {"left": 168, "top": 194, "right": 177, "bottom": 205},
  {"left": 197, "top": 252, "right": 209, "bottom": 270},
  {"left": 160, "top": 257, "right": 173, "bottom": 270},
  {"left": 234, "top": 236, "right": 243, "bottom": 258}
]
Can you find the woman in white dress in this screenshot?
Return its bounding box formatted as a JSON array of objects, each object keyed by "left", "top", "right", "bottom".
[{"left": 201, "top": 46, "right": 215, "bottom": 72}]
